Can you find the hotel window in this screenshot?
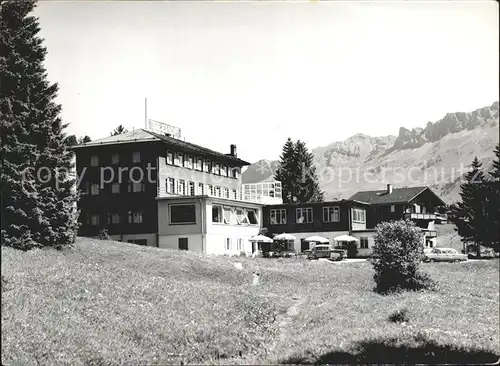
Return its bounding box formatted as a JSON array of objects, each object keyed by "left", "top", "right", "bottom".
[
  {"left": 390, "top": 205, "right": 396, "bottom": 212},
  {"left": 352, "top": 208, "right": 366, "bottom": 223},
  {"left": 194, "top": 157, "right": 202, "bottom": 171},
  {"left": 296, "top": 207, "right": 313, "bottom": 224},
  {"left": 213, "top": 163, "right": 220, "bottom": 175},
  {"left": 174, "top": 152, "right": 181, "bottom": 166},
  {"left": 208, "top": 184, "right": 214, "bottom": 196},
  {"left": 185, "top": 155, "right": 193, "bottom": 169},
  {"left": 198, "top": 182, "right": 204, "bottom": 195},
  {"left": 179, "top": 153, "right": 185, "bottom": 167},
  {"left": 128, "top": 211, "right": 143, "bottom": 224},
  {"left": 225, "top": 238, "right": 232, "bottom": 251},
  {"left": 236, "top": 209, "right": 250, "bottom": 225},
  {"left": 323, "top": 206, "right": 340, "bottom": 223},
  {"left": 166, "top": 151, "right": 173, "bottom": 165},
  {"left": 132, "top": 152, "right": 141, "bottom": 163},
  {"left": 111, "top": 183, "right": 120, "bottom": 194},
  {"left": 170, "top": 204, "right": 196, "bottom": 224},
  {"left": 360, "top": 237, "right": 369, "bottom": 249},
  {"left": 111, "top": 153, "right": 119, "bottom": 165},
  {"left": 107, "top": 213, "right": 120, "bottom": 225},
  {"left": 90, "top": 214, "right": 99, "bottom": 226},
  {"left": 223, "top": 207, "right": 232, "bottom": 224},
  {"left": 188, "top": 181, "right": 195, "bottom": 196},
  {"left": 91, "top": 184, "right": 100, "bottom": 196},
  {"left": 215, "top": 186, "right": 221, "bottom": 197},
  {"left": 247, "top": 209, "right": 259, "bottom": 225},
  {"left": 232, "top": 189, "right": 238, "bottom": 200},
  {"left": 212, "top": 205, "right": 223, "bottom": 223},
  {"left": 128, "top": 182, "right": 145, "bottom": 193},
  {"left": 167, "top": 178, "right": 175, "bottom": 194},
  {"left": 270, "top": 209, "right": 287, "bottom": 225},
  {"left": 224, "top": 187, "right": 230, "bottom": 199},
  {"left": 221, "top": 165, "right": 228, "bottom": 177},
  {"left": 178, "top": 180, "right": 186, "bottom": 195},
  {"left": 203, "top": 160, "right": 211, "bottom": 173},
  {"left": 231, "top": 167, "right": 239, "bottom": 179},
  {"left": 90, "top": 156, "right": 99, "bottom": 167},
  {"left": 237, "top": 238, "right": 244, "bottom": 251}
]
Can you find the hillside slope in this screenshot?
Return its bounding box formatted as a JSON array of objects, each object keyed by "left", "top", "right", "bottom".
[
  {"left": 2, "top": 238, "right": 499, "bottom": 365},
  {"left": 242, "top": 102, "right": 499, "bottom": 203}
]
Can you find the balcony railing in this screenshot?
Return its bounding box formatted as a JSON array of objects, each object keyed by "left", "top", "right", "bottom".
[
  {"left": 157, "top": 186, "right": 283, "bottom": 204},
  {"left": 404, "top": 213, "right": 436, "bottom": 220}
]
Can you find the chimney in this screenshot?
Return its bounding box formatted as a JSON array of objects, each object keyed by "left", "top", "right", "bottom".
[
  {"left": 230, "top": 144, "right": 237, "bottom": 157},
  {"left": 387, "top": 184, "right": 393, "bottom": 194}
]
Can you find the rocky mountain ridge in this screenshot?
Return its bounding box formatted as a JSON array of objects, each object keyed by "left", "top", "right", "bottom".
[{"left": 242, "top": 101, "right": 499, "bottom": 204}]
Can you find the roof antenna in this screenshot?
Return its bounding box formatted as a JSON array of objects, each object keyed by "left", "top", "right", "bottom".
[{"left": 144, "top": 97, "right": 148, "bottom": 130}]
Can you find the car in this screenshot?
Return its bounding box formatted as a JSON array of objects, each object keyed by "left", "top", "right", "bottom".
[
  {"left": 423, "top": 248, "right": 468, "bottom": 263},
  {"left": 307, "top": 244, "right": 332, "bottom": 260},
  {"left": 329, "top": 249, "right": 347, "bottom": 261}
]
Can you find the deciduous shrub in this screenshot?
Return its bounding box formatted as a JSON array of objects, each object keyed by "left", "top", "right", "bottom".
[
  {"left": 98, "top": 229, "right": 110, "bottom": 240},
  {"left": 370, "top": 220, "right": 437, "bottom": 294}
]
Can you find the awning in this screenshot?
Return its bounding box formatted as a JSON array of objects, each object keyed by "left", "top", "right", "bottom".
[
  {"left": 249, "top": 235, "right": 273, "bottom": 243},
  {"left": 273, "top": 233, "right": 297, "bottom": 241},
  {"left": 333, "top": 235, "right": 359, "bottom": 242},
  {"left": 303, "top": 235, "right": 330, "bottom": 243}
]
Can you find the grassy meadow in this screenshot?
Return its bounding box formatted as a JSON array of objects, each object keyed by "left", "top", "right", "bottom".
[{"left": 2, "top": 238, "right": 499, "bottom": 365}]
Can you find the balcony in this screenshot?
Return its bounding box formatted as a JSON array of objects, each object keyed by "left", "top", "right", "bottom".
[
  {"left": 403, "top": 213, "right": 436, "bottom": 220},
  {"left": 157, "top": 181, "right": 283, "bottom": 205},
  {"left": 242, "top": 182, "right": 283, "bottom": 205}
]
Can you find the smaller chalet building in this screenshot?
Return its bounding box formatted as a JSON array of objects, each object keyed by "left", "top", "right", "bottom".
[
  {"left": 262, "top": 184, "right": 446, "bottom": 256},
  {"left": 349, "top": 184, "right": 446, "bottom": 250}
]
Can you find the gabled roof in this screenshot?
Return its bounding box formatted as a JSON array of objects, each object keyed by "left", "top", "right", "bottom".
[
  {"left": 71, "top": 129, "right": 250, "bottom": 166},
  {"left": 349, "top": 186, "right": 444, "bottom": 205}
]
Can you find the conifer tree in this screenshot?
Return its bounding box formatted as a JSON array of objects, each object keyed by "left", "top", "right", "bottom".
[
  {"left": 275, "top": 138, "right": 297, "bottom": 204},
  {"left": 486, "top": 144, "right": 500, "bottom": 250},
  {"left": 110, "top": 125, "right": 127, "bottom": 136},
  {"left": 1, "top": 0, "right": 79, "bottom": 249},
  {"left": 294, "top": 140, "right": 324, "bottom": 203},
  {"left": 79, "top": 135, "right": 91, "bottom": 144},
  {"left": 449, "top": 157, "right": 489, "bottom": 257}
]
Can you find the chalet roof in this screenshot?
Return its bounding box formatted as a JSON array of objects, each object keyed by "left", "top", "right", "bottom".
[
  {"left": 71, "top": 129, "right": 250, "bottom": 166},
  {"left": 349, "top": 186, "right": 443, "bottom": 205}
]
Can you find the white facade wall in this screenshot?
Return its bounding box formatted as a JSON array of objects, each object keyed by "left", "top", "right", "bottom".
[
  {"left": 351, "top": 231, "right": 376, "bottom": 257},
  {"left": 205, "top": 200, "right": 262, "bottom": 255},
  {"left": 155, "top": 196, "right": 264, "bottom": 255},
  {"left": 158, "top": 234, "right": 203, "bottom": 252}
]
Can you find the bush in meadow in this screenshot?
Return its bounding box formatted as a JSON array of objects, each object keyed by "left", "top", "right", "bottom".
[
  {"left": 98, "top": 228, "right": 110, "bottom": 240},
  {"left": 370, "top": 220, "right": 437, "bottom": 294}
]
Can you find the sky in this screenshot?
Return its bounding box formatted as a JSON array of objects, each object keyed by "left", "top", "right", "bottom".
[{"left": 35, "top": 0, "right": 499, "bottom": 163}]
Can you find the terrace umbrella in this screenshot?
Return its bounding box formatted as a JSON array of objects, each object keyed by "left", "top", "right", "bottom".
[
  {"left": 303, "top": 235, "right": 330, "bottom": 244},
  {"left": 333, "top": 235, "right": 359, "bottom": 242},
  {"left": 273, "top": 233, "right": 296, "bottom": 254},
  {"left": 249, "top": 235, "right": 273, "bottom": 243},
  {"left": 333, "top": 234, "right": 358, "bottom": 258},
  {"left": 273, "top": 233, "right": 296, "bottom": 241},
  {"left": 249, "top": 235, "right": 273, "bottom": 255}
]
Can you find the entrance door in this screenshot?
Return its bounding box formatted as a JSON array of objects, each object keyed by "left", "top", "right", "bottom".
[
  {"left": 301, "top": 239, "right": 310, "bottom": 253},
  {"left": 178, "top": 237, "right": 188, "bottom": 251}
]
